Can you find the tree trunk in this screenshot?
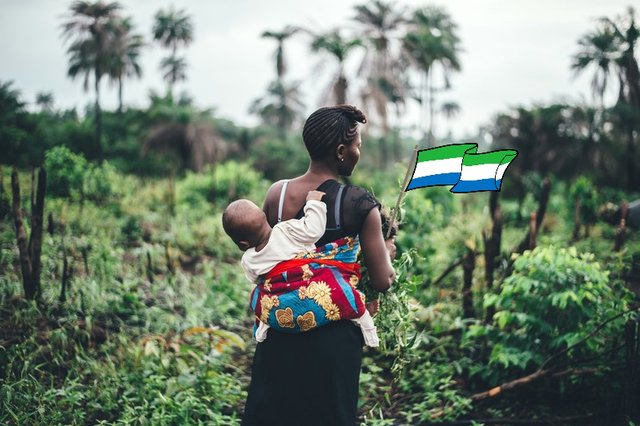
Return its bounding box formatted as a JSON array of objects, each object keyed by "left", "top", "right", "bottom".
[
  {"left": 29, "top": 168, "right": 46, "bottom": 300},
  {"left": 462, "top": 247, "right": 476, "bottom": 318},
  {"left": 484, "top": 199, "right": 503, "bottom": 324},
  {"left": 428, "top": 68, "right": 435, "bottom": 148},
  {"left": 94, "top": 72, "right": 103, "bottom": 160},
  {"left": 627, "top": 128, "right": 636, "bottom": 191},
  {"left": 335, "top": 73, "right": 347, "bottom": 105},
  {"left": 11, "top": 168, "right": 46, "bottom": 300},
  {"left": 11, "top": 169, "right": 34, "bottom": 299},
  {"left": 118, "top": 75, "right": 124, "bottom": 114}
]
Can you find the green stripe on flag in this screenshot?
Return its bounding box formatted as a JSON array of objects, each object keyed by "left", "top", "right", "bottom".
[
  {"left": 417, "top": 143, "right": 478, "bottom": 162},
  {"left": 462, "top": 150, "right": 518, "bottom": 166}
]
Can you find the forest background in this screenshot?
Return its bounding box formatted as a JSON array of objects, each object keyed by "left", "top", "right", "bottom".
[{"left": 1, "top": 1, "right": 640, "bottom": 424}]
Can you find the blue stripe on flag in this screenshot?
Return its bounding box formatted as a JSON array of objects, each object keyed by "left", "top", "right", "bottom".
[
  {"left": 451, "top": 179, "right": 502, "bottom": 193},
  {"left": 406, "top": 173, "right": 461, "bottom": 190}
]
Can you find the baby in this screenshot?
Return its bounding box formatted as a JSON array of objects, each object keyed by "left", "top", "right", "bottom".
[{"left": 222, "top": 190, "right": 379, "bottom": 347}]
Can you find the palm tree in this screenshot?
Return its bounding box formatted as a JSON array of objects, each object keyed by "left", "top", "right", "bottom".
[
  {"left": 353, "top": 0, "right": 407, "bottom": 135},
  {"left": 571, "top": 25, "right": 620, "bottom": 108},
  {"left": 249, "top": 80, "right": 305, "bottom": 132},
  {"left": 573, "top": 7, "right": 640, "bottom": 189},
  {"left": 261, "top": 26, "right": 300, "bottom": 81},
  {"left": 257, "top": 25, "right": 302, "bottom": 136},
  {"left": 160, "top": 55, "right": 188, "bottom": 97},
  {"left": 352, "top": 1, "right": 408, "bottom": 167},
  {"left": 108, "top": 16, "right": 144, "bottom": 113},
  {"left": 311, "top": 29, "right": 363, "bottom": 105},
  {"left": 402, "top": 6, "right": 461, "bottom": 146},
  {"left": 153, "top": 7, "right": 193, "bottom": 97},
  {"left": 61, "top": 0, "right": 122, "bottom": 157},
  {"left": 35, "top": 92, "right": 54, "bottom": 112}
]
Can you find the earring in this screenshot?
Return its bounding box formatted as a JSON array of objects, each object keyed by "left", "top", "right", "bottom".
[{"left": 340, "top": 158, "right": 344, "bottom": 162}]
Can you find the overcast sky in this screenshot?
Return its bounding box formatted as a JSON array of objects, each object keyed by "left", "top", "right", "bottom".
[{"left": 0, "top": 0, "right": 633, "bottom": 138}]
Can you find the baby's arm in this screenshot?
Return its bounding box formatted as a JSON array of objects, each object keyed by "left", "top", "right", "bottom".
[
  {"left": 285, "top": 191, "right": 327, "bottom": 244},
  {"left": 241, "top": 255, "right": 259, "bottom": 284}
]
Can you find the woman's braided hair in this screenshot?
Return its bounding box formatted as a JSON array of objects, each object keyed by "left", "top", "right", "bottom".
[{"left": 302, "top": 105, "right": 367, "bottom": 160}]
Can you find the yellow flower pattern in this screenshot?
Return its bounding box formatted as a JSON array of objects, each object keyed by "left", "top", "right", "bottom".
[
  {"left": 301, "top": 264, "right": 313, "bottom": 281},
  {"left": 259, "top": 294, "right": 280, "bottom": 323},
  {"left": 263, "top": 278, "right": 272, "bottom": 292},
  {"left": 296, "top": 311, "right": 317, "bottom": 332},
  {"left": 297, "top": 280, "right": 342, "bottom": 322},
  {"left": 275, "top": 307, "right": 295, "bottom": 328}
]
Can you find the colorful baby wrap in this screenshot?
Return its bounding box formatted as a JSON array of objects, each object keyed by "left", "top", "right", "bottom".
[{"left": 249, "top": 236, "right": 367, "bottom": 336}]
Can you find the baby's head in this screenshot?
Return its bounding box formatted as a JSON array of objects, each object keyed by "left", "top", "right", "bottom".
[{"left": 222, "top": 199, "right": 270, "bottom": 251}]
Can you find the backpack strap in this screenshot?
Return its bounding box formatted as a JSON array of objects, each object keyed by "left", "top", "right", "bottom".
[
  {"left": 334, "top": 184, "right": 345, "bottom": 230},
  {"left": 277, "top": 180, "right": 290, "bottom": 223}
]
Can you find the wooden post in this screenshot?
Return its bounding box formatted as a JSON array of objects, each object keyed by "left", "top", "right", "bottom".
[{"left": 387, "top": 145, "right": 418, "bottom": 239}]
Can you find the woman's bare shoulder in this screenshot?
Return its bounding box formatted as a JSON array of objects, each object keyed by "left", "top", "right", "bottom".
[{"left": 263, "top": 179, "right": 288, "bottom": 209}]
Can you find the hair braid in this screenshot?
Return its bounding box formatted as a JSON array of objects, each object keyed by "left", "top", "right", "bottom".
[{"left": 302, "top": 104, "right": 367, "bottom": 160}]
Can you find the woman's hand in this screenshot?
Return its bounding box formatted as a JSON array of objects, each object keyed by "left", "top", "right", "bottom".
[
  {"left": 384, "top": 237, "right": 397, "bottom": 261},
  {"left": 360, "top": 208, "right": 396, "bottom": 292}
]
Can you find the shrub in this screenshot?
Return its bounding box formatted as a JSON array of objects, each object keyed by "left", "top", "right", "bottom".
[
  {"left": 44, "top": 145, "right": 88, "bottom": 198},
  {"left": 177, "top": 161, "right": 267, "bottom": 211},
  {"left": 465, "top": 245, "right": 632, "bottom": 384}
]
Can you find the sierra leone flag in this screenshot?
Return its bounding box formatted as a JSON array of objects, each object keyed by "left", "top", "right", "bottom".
[
  {"left": 405, "top": 143, "right": 518, "bottom": 193},
  {"left": 405, "top": 144, "right": 477, "bottom": 190}
]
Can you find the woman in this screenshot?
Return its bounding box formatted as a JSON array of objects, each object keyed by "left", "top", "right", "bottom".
[{"left": 242, "top": 105, "right": 396, "bottom": 426}]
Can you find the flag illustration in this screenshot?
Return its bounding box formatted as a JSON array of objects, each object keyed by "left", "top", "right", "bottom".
[
  {"left": 405, "top": 144, "right": 477, "bottom": 190},
  {"left": 451, "top": 150, "right": 518, "bottom": 192},
  {"left": 405, "top": 143, "right": 518, "bottom": 193}
]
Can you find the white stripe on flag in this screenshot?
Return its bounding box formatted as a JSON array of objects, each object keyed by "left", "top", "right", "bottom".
[
  {"left": 458, "top": 163, "right": 502, "bottom": 182},
  {"left": 496, "top": 163, "right": 511, "bottom": 181},
  {"left": 412, "top": 157, "right": 463, "bottom": 179}
]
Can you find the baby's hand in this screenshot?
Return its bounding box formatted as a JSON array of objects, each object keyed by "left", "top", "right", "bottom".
[
  {"left": 306, "top": 190, "right": 325, "bottom": 202},
  {"left": 366, "top": 299, "right": 380, "bottom": 316}
]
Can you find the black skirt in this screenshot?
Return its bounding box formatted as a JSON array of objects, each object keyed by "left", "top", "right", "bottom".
[{"left": 241, "top": 320, "right": 364, "bottom": 426}]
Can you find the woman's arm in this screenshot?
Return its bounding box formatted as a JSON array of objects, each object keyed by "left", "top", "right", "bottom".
[{"left": 360, "top": 207, "right": 396, "bottom": 292}]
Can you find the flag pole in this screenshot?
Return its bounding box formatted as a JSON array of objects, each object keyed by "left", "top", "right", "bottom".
[{"left": 386, "top": 145, "right": 419, "bottom": 239}]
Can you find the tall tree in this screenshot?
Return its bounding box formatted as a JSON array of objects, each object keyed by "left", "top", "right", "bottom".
[
  {"left": 402, "top": 6, "right": 461, "bottom": 146},
  {"left": 572, "top": 25, "right": 619, "bottom": 108},
  {"left": 353, "top": 0, "right": 407, "bottom": 135},
  {"left": 256, "top": 25, "right": 303, "bottom": 136},
  {"left": 108, "top": 16, "right": 144, "bottom": 113},
  {"left": 311, "top": 29, "right": 363, "bottom": 105},
  {"left": 62, "top": 0, "right": 122, "bottom": 158},
  {"left": 152, "top": 7, "right": 193, "bottom": 98},
  {"left": 249, "top": 80, "right": 305, "bottom": 132},
  {"left": 160, "top": 55, "right": 188, "bottom": 94},
  {"left": 262, "top": 26, "right": 300, "bottom": 81},
  {"left": 352, "top": 0, "right": 408, "bottom": 167},
  {"left": 573, "top": 7, "right": 640, "bottom": 189},
  {"left": 35, "top": 92, "right": 54, "bottom": 113}
]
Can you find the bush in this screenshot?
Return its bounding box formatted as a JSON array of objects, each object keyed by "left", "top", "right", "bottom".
[
  {"left": 177, "top": 161, "right": 267, "bottom": 211},
  {"left": 44, "top": 146, "right": 88, "bottom": 198},
  {"left": 464, "top": 245, "right": 632, "bottom": 384},
  {"left": 44, "top": 146, "right": 116, "bottom": 204}
]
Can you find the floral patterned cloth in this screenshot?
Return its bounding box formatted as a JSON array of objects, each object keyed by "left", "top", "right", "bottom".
[{"left": 249, "top": 236, "right": 367, "bottom": 336}]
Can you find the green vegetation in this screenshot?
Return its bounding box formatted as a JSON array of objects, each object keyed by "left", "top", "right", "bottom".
[{"left": 1, "top": 1, "right": 640, "bottom": 424}]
